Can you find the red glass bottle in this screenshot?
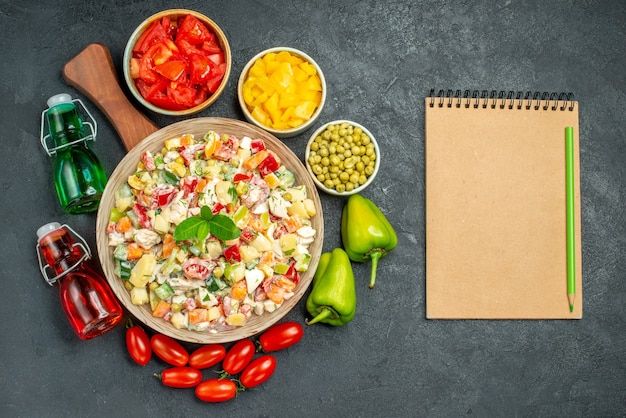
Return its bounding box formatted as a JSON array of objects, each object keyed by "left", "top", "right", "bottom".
[{"left": 37, "top": 222, "right": 123, "bottom": 340}]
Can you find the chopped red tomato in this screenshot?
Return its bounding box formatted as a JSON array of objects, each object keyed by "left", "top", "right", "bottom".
[
  {"left": 132, "top": 202, "right": 151, "bottom": 229},
  {"left": 133, "top": 20, "right": 168, "bottom": 54},
  {"left": 233, "top": 172, "right": 253, "bottom": 183},
  {"left": 180, "top": 177, "right": 199, "bottom": 198},
  {"left": 224, "top": 245, "right": 241, "bottom": 263},
  {"left": 239, "top": 227, "right": 256, "bottom": 244},
  {"left": 257, "top": 152, "right": 281, "bottom": 177},
  {"left": 155, "top": 60, "right": 186, "bottom": 81},
  {"left": 212, "top": 202, "right": 226, "bottom": 214},
  {"left": 130, "top": 13, "right": 226, "bottom": 110},
  {"left": 152, "top": 186, "right": 177, "bottom": 208},
  {"left": 250, "top": 138, "right": 266, "bottom": 153},
  {"left": 183, "top": 257, "right": 213, "bottom": 280},
  {"left": 177, "top": 14, "right": 216, "bottom": 45}
]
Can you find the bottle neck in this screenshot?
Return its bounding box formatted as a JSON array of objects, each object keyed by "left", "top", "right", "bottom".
[
  {"left": 39, "top": 228, "right": 84, "bottom": 276},
  {"left": 46, "top": 104, "right": 85, "bottom": 147}
]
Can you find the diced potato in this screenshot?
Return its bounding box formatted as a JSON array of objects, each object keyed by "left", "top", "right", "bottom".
[
  {"left": 164, "top": 137, "right": 181, "bottom": 150},
  {"left": 168, "top": 162, "right": 186, "bottom": 177},
  {"left": 130, "top": 286, "right": 149, "bottom": 305},
  {"left": 170, "top": 312, "right": 188, "bottom": 329},
  {"left": 152, "top": 214, "right": 169, "bottom": 234},
  {"left": 205, "top": 241, "right": 223, "bottom": 259},
  {"left": 208, "top": 306, "right": 222, "bottom": 321},
  {"left": 250, "top": 234, "right": 272, "bottom": 252},
  {"left": 129, "top": 253, "right": 156, "bottom": 288},
  {"left": 284, "top": 186, "right": 307, "bottom": 202},
  {"left": 304, "top": 198, "right": 317, "bottom": 216},
  {"left": 116, "top": 196, "right": 133, "bottom": 213},
  {"left": 225, "top": 313, "right": 247, "bottom": 327},
  {"left": 215, "top": 180, "right": 233, "bottom": 205},
  {"left": 287, "top": 201, "right": 309, "bottom": 219},
  {"left": 279, "top": 233, "right": 298, "bottom": 255},
  {"left": 239, "top": 245, "right": 260, "bottom": 263}
]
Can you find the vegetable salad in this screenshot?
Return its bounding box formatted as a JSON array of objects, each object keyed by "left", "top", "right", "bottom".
[{"left": 106, "top": 131, "right": 317, "bottom": 333}]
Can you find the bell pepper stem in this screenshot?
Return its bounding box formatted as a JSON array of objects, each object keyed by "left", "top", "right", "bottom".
[
  {"left": 306, "top": 307, "right": 333, "bottom": 325},
  {"left": 368, "top": 250, "right": 383, "bottom": 289}
]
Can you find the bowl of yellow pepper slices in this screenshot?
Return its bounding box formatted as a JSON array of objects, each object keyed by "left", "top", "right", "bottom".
[{"left": 237, "top": 47, "right": 326, "bottom": 138}]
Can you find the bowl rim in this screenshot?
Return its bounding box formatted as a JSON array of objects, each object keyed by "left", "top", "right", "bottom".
[
  {"left": 305, "top": 119, "right": 381, "bottom": 196},
  {"left": 237, "top": 46, "right": 327, "bottom": 138},
  {"left": 123, "top": 8, "right": 232, "bottom": 116}
]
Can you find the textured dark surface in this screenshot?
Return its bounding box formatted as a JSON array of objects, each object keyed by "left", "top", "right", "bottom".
[{"left": 2, "top": 1, "right": 625, "bottom": 417}]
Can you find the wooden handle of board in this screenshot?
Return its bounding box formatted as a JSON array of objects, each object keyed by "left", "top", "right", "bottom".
[{"left": 62, "top": 43, "right": 159, "bottom": 151}]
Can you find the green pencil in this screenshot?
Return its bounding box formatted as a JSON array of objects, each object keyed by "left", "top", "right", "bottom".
[{"left": 565, "top": 126, "right": 576, "bottom": 312}]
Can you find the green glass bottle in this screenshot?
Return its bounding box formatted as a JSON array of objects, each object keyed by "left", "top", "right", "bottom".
[{"left": 44, "top": 94, "right": 107, "bottom": 214}]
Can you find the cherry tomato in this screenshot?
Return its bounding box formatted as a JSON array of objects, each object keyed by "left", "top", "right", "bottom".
[
  {"left": 222, "top": 339, "right": 255, "bottom": 375},
  {"left": 150, "top": 334, "right": 189, "bottom": 367},
  {"left": 240, "top": 355, "right": 277, "bottom": 389},
  {"left": 126, "top": 322, "right": 152, "bottom": 366},
  {"left": 189, "top": 344, "right": 226, "bottom": 369},
  {"left": 157, "top": 366, "right": 202, "bottom": 388},
  {"left": 195, "top": 378, "right": 237, "bottom": 403},
  {"left": 258, "top": 321, "right": 304, "bottom": 352}
]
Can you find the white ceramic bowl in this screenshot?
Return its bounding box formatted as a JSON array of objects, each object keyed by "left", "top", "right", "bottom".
[
  {"left": 237, "top": 47, "right": 326, "bottom": 138},
  {"left": 123, "top": 9, "right": 231, "bottom": 116},
  {"left": 305, "top": 120, "right": 380, "bottom": 196}
]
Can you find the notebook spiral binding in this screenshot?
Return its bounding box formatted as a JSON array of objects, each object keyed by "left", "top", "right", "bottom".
[{"left": 428, "top": 89, "right": 576, "bottom": 111}]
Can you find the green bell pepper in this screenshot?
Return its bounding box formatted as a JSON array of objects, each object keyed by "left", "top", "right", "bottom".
[
  {"left": 306, "top": 248, "right": 356, "bottom": 326},
  {"left": 341, "top": 194, "right": 398, "bottom": 288}
]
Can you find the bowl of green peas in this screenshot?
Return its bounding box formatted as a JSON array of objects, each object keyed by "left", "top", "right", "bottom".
[{"left": 305, "top": 120, "right": 380, "bottom": 195}]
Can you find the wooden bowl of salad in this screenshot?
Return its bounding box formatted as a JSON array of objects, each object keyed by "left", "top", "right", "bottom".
[
  {"left": 123, "top": 9, "right": 231, "bottom": 116},
  {"left": 96, "top": 117, "right": 323, "bottom": 344}
]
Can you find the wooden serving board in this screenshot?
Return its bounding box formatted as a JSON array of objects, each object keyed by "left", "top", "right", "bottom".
[{"left": 62, "top": 43, "right": 159, "bottom": 151}]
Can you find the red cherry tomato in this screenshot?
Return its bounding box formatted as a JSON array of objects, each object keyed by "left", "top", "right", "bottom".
[
  {"left": 258, "top": 321, "right": 304, "bottom": 352},
  {"left": 157, "top": 366, "right": 202, "bottom": 388},
  {"left": 150, "top": 334, "right": 189, "bottom": 367},
  {"left": 126, "top": 323, "right": 152, "bottom": 366},
  {"left": 189, "top": 344, "right": 226, "bottom": 369},
  {"left": 222, "top": 339, "right": 255, "bottom": 375},
  {"left": 195, "top": 378, "right": 238, "bottom": 403},
  {"left": 240, "top": 355, "right": 277, "bottom": 389}
]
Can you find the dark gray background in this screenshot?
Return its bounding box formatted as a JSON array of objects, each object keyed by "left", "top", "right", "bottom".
[{"left": 2, "top": 1, "right": 625, "bottom": 417}]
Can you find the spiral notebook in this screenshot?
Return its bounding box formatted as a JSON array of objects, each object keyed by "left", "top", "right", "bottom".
[{"left": 425, "top": 90, "right": 582, "bottom": 319}]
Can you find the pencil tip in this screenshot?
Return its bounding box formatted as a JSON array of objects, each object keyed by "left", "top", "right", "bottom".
[{"left": 569, "top": 304, "right": 574, "bottom": 312}]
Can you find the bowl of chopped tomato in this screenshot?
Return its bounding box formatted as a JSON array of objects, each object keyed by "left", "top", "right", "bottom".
[
  {"left": 237, "top": 47, "right": 326, "bottom": 138},
  {"left": 123, "top": 9, "right": 231, "bottom": 116}
]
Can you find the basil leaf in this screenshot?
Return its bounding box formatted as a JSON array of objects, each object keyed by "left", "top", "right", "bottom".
[
  {"left": 163, "top": 170, "right": 179, "bottom": 185},
  {"left": 200, "top": 205, "right": 213, "bottom": 221},
  {"left": 197, "top": 221, "right": 211, "bottom": 241},
  {"left": 173, "top": 217, "right": 205, "bottom": 241},
  {"left": 209, "top": 214, "right": 241, "bottom": 241}
]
